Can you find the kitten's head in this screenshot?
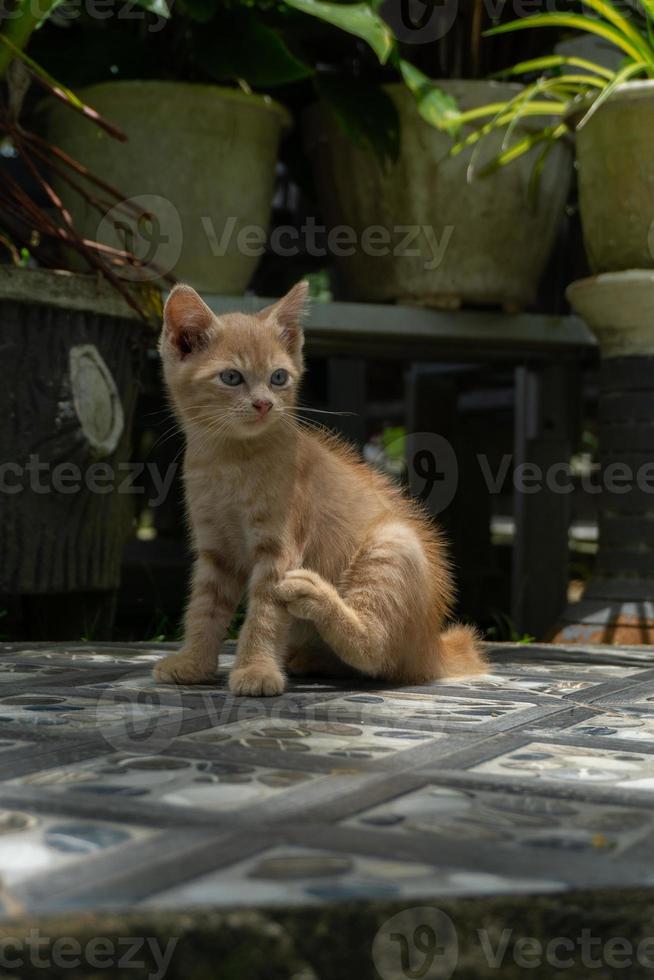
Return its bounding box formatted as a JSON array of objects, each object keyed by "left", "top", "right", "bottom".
[{"left": 160, "top": 280, "right": 308, "bottom": 440}]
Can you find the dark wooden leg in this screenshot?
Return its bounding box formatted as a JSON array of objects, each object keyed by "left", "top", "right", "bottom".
[
  {"left": 405, "top": 365, "right": 457, "bottom": 512},
  {"left": 406, "top": 365, "right": 497, "bottom": 624},
  {"left": 512, "top": 364, "right": 576, "bottom": 639}
]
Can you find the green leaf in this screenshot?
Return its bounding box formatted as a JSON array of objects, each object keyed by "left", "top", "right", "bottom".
[
  {"left": 284, "top": 0, "right": 394, "bottom": 63},
  {"left": 492, "top": 54, "right": 615, "bottom": 81},
  {"left": 576, "top": 59, "right": 648, "bottom": 127},
  {"left": 192, "top": 10, "right": 313, "bottom": 87},
  {"left": 454, "top": 100, "right": 567, "bottom": 128},
  {"left": 131, "top": 0, "right": 170, "bottom": 17},
  {"left": 640, "top": 0, "right": 654, "bottom": 29},
  {"left": 572, "top": 0, "right": 653, "bottom": 65},
  {"left": 398, "top": 60, "right": 461, "bottom": 136},
  {"left": 0, "top": 33, "right": 88, "bottom": 110},
  {"left": 449, "top": 99, "right": 567, "bottom": 158},
  {"left": 477, "top": 123, "right": 567, "bottom": 176},
  {"left": 316, "top": 74, "right": 399, "bottom": 168},
  {"left": 485, "top": 14, "right": 649, "bottom": 65}
]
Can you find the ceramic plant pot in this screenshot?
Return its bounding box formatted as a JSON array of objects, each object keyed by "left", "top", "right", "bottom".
[
  {"left": 305, "top": 80, "right": 572, "bottom": 309},
  {"left": 575, "top": 81, "right": 654, "bottom": 273},
  {"left": 0, "top": 267, "right": 154, "bottom": 638},
  {"left": 42, "top": 81, "right": 290, "bottom": 293}
]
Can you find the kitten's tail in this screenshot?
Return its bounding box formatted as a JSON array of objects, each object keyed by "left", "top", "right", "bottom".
[{"left": 438, "top": 624, "right": 487, "bottom": 678}]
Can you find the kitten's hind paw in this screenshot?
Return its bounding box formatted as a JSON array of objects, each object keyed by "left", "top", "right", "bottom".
[{"left": 153, "top": 651, "right": 218, "bottom": 686}]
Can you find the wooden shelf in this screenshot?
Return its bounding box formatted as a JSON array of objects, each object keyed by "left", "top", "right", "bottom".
[{"left": 203, "top": 295, "right": 597, "bottom": 361}]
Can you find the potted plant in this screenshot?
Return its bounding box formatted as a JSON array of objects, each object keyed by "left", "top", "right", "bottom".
[
  {"left": 0, "top": 22, "right": 163, "bottom": 637},
  {"left": 305, "top": 77, "right": 572, "bottom": 309},
  {"left": 300, "top": 5, "right": 574, "bottom": 309},
  {"left": 29, "top": 0, "right": 405, "bottom": 295},
  {"left": 452, "top": 0, "right": 654, "bottom": 274}
]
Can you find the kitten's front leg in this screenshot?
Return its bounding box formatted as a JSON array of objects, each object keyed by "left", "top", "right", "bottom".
[
  {"left": 228, "top": 560, "right": 291, "bottom": 697},
  {"left": 154, "top": 550, "right": 243, "bottom": 685}
]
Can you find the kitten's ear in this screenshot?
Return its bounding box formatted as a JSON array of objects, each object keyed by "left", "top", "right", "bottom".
[
  {"left": 162, "top": 284, "right": 215, "bottom": 359},
  {"left": 258, "top": 280, "right": 309, "bottom": 354}
]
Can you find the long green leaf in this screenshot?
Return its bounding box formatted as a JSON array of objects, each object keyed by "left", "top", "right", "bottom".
[
  {"left": 485, "top": 14, "right": 647, "bottom": 65},
  {"left": 283, "top": 0, "right": 394, "bottom": 63},
  {"left": 498, "top": 75, "right": 604, "bottom": 157},
  {"left": 454, "top": 100, "right": 567, "bottom": 126},
  {"left": 458, "top": 80, "right": 554, "bottom": 177},
  {"left": 0, "top": 0, "right": 63, "bottom": 78},
  {"left": 571, "top": 0, "right": 653, "bottom": 65},
  {"left": 0, "top": 33, "right": 90, "bottom": 111},
  {"left": 493, "top": 54, "right": 614, "bottom": 81},
  {"left": 461, "top": 78, "right": 572, "bottom": 178},
  {"left": 450, "top": 99, "right": 568, "bottom": 157},
  {"left": 0, "top": 33, "right": 127, "bottom": 140},
  {"left": 478, "top": 123, "right": 568, "bottom": 176},
  {"left": 576, "top": 59, "right": 648, "bottom": 127},
  {"left": 501, "top": 79, "right": 558, "bottom": 152},
  {"left": 640, "top": 0, "right": 654, "bottom": 26}
]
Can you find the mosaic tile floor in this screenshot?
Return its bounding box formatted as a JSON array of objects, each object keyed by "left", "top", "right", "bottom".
[{"left": 0, "top": 640, "right": 653, "bottom": 917}]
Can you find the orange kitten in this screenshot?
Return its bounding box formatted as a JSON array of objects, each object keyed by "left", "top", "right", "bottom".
[{"left": 154, "top": 280, "right": 485, "bottom": 696}]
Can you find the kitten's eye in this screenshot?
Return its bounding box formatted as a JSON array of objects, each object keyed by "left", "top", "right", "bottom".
[
  {"left": 270, "top": 368, "right": 289, "bottom": 386},
  {"left": 219, "top": 369, "right": 243, "bottom": 387}
]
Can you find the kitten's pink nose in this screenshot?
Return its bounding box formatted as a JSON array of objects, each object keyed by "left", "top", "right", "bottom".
[{"left": 252, "top": 398, "right": 272, "bottom": 419}]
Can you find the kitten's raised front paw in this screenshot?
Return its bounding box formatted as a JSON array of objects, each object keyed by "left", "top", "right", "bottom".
[
  {"left": 228, "top": 665, "right": 285, "bottom": 697},
  {"left": 153, "top": 651, "right": 217, "bottom": 686},
  {"left": 276, "top": 568, "right": 336, "bottom": 623}
]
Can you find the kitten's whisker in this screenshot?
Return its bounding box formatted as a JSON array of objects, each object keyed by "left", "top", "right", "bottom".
[
  {"left": 283, "top": 410, "right": 332, "bottom": 437},
  {"left": 296, "top": 406, "right": 357, "bottom": 417}
]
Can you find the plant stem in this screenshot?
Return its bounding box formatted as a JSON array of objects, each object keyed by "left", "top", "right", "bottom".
[{"left": 0, "top": 0, "right": 61, "bottom": 79}]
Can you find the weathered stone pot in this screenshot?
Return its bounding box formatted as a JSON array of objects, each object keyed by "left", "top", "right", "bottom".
[
  {"left": 0, "top": 268, "right": 154, "bottom": 638},
  {"left": 554, "top": 271, "right": 654, "bottom": 644},
  {"left": 575, "top": 81, "right": 654, "bottom": 273},
  {"left": 304, "top": 80, "right": 573, "bottom": 308},
  {"left": 41, "top": 82, "right": 290, "bottom": 294}
]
